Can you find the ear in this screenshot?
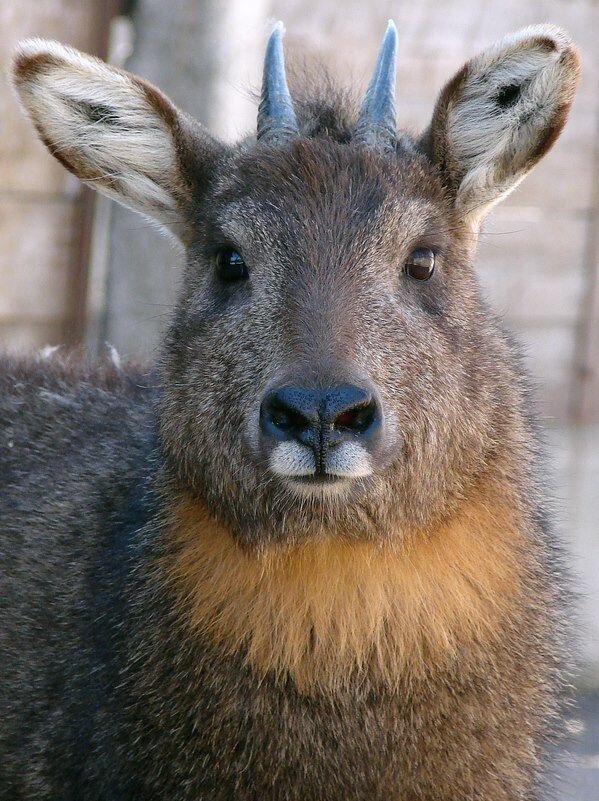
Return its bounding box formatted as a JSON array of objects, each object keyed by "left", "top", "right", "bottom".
[
  {"left": 11, "top": 39, "right": 223, "bottom": 240},
  {"left": 421, "top": 25, "right": 580, "bottom": 230}
]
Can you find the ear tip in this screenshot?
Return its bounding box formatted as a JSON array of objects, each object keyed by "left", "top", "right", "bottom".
[
  {"left": 11, "top": 38, "right": 77, "bottom": 85},
  {"left": 471, "top": 24, "right": 581, "bottom": 98},
  {"left": 525, "top": 24, "right": 582, "bottom": 88},
  {"left": 13, "top": 37, "right": 64, "bottom": 63},
  {"left": 558, "top": 42, "right": 582, "bottom": 90},
  {"left": 511, "top": 24, "right": 580, "bottom": 65},
  {"left": 12, "top": 38, "right": 49, "bottom": 79},
  {"left": 551, "top": 27, "right": 582, "bottom": 78},
  {"left": 520, "top": 23, "right": 574, "bottom": 48}
]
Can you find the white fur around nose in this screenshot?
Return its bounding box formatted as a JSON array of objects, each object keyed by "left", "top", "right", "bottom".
[
  {"left": 325, "top": 442, "right": 373, "bottom": 478},
  {"left": 270, "top": 442, "right": 316, "bottom": 477}
]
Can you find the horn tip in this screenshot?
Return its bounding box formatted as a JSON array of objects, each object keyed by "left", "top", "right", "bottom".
[
  {"left": 270, "top": 20, "right": 286, "bottom": 37},
  {"left": 385, "top": 19, "right": 398, "bottom": 38}
]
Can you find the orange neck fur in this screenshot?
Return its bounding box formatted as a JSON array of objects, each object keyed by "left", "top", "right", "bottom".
[{"left": 166, "top": 485, "right": 525, "bottom": 692}]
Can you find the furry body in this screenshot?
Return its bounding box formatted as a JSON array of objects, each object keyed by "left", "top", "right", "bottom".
[
  {"left": 1, "top": 22, "right": 580, "bottom": 801},
  {"left": 0, "top": 355, "right": 565, "bottom": 800}
]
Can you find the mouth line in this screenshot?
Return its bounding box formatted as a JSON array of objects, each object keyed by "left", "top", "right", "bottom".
[{"left": 290, "top": 473, "right": 348, "bottom": 485}]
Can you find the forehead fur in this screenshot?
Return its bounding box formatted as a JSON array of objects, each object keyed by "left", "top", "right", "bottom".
[{"left": 213, "top": 137, "right": 451, "bottom": 232}]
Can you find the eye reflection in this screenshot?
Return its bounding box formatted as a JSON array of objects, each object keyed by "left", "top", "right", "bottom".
[
  {"left": 215, "top": 247, "right": 249, "bottom": 282},
  {"left": 405, "top": 248, "right": 435, "bottom": 281}
]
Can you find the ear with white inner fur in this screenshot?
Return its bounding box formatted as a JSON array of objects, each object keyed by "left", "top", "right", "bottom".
[
  {"left": 421, "top": 25, "right": 580, "bottom": 229},
  {"left": 11, "top": 39, "right": 223, "bottom": 240}
]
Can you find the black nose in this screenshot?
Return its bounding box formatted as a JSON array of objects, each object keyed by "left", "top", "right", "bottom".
[{"left": 260, "top": 384, "right": 380, "bottom": 456}]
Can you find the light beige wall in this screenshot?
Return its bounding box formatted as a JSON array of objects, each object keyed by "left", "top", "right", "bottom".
[{"left": 0, "top": 0, "right": 114, "bottom": 351}]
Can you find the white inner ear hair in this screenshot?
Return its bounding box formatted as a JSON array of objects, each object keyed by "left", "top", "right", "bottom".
[
  {"left": 448, "top": 25, "right": 574, "bottom": 223},
  {"left": 14, "top": 39, "right": 179, "bottom": 223}
]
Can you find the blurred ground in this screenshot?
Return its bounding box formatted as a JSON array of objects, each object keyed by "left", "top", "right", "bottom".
[
  {"left": 554, "top": 693, "right": 599, "bottom": 800},
  {"left": 549, "top": 426, "right": 599, "bottom": 689}
]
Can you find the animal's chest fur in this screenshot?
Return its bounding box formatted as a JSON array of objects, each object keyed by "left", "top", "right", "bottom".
[
  {"left": 172, "top": 646, "right": 408, "bottom": 799},
  {"left": 124, "top": 483, "right": 554, "bottom": 800},
  {"left": 128, "top": 612, "right": 542, "bottom": 801},
  {"left": 129, "top": 619, "right": 436, "bottom": 800}
]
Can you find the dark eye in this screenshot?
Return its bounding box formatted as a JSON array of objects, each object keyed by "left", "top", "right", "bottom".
[
  {"left": 215, "top": 247, "right": 248, "bottom": 282},
  {"left": 405, "top": 248, "right": 435, "bottom": 281}
]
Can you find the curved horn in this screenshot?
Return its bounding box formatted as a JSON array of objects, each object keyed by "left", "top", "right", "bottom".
[
  {"left": 354, "top": 20, "right": 398, "bottom": 151},
  {"left": 257, "top": 22, "right": 299, "bottom": 143}
]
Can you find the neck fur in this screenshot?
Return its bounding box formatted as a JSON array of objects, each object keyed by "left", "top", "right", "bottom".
[{"left": 165, "top": 481, "right": 526, "bottom": 693}]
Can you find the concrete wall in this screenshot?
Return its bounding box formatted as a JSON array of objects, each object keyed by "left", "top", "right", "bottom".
[
  {"left": 102, "top": 0, "right": 268, "bottom": 357},
  {"left": 0, "top": 0, "right": 114, "bottom": 350}
]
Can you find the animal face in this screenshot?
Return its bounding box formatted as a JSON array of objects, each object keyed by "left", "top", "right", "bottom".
[
  {"left": 160, "top": 138, "right": 485, "bottom": 542},
  {"left": 12, "top": 24, "right": 579, "bottom": 543}
]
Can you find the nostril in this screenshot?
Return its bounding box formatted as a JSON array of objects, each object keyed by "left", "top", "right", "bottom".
[
  {"left": 260, "top": 387, "right": 320, "bottom": 442},
  {"left": 333, "top": 398, "right": 377, "bottom": 433},
  {"left": 260, "top": 384, "right": 381, "bottom": 449},
  {"left": 268, "top": 402, "right": 310, "bottom": 432}
]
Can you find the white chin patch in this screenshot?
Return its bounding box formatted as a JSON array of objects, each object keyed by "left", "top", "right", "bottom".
[
  {"left": 270, "top": 442, "right": 316, "bottom": 477},
  {"left": 325, "top": 442, "right": 373, "bottom": 478}
]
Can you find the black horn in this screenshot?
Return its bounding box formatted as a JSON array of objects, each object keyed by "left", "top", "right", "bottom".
[
  {"left": 354, "top": 20, "right": 398, "bottom": 151},
  {"left": 257, "top": 22, "right": 299, "bottom": 144}
]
